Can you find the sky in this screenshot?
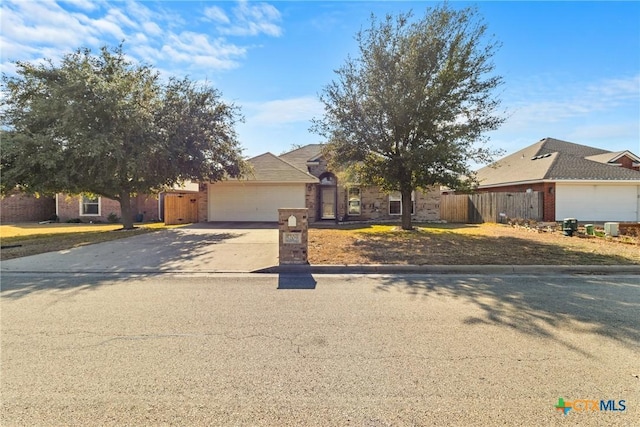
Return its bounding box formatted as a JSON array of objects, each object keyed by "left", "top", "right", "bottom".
[{"left": 2, "top": 0, "right": 639, "bottom": 165}]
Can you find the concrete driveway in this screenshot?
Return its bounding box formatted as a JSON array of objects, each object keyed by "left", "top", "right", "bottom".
[{"left": 0, "top": 222, "right": 279, "bottom": 273}]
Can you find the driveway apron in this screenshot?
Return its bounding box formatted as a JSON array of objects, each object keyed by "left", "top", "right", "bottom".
[{"left": 0, "top": 223, "right": 279, "bottom": 273}]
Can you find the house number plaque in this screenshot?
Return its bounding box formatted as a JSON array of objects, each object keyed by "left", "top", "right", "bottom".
[{"left": 283, "top": 232, "right": 302, "bottom": 244}]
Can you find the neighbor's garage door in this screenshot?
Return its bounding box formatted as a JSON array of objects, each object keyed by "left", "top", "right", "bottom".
[
  {"left": 555, "top": 183, "right": 639, "bottom": 222},
  {"left": 208, "top": 182, "right": 305, "bottom": 222}
]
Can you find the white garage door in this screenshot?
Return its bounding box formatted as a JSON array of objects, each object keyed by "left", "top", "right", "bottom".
[
  {"left": 556, "top": 184, "right": 639, "bottom": 222},
  {"left": 208, "top": 182, "right": 305, "bottom": 222}
]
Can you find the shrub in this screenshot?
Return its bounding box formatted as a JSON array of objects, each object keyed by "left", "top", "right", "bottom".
[
  {"left": 66, "top": 218, "right": 83, "bottom": 223},
  {"left": 107, "top": 212, "right": 121, "bottom": 223}
]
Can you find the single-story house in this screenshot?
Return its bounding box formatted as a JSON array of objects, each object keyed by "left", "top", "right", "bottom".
[
  {"left": 200, "top": 144, "right": 441, "bottom": 223},
  {"left": 475, "top": 137, "right": 640, "bottom": 222},
  {"left": 56, "top": 193, "right": 160, "bottom": 223},
  {"left": 54, "top": 182, "right": 200, "bottom": 224}
]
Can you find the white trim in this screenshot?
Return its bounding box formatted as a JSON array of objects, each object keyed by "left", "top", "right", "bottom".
[
  {"left": 552, "top": 179, "right": 640, "bottom": 184},
  {"left": 388, "top": 191, "right": 415, "bottom": 215},
  {"left": 347, "top": 187, "right": 361, "bottom": 215},
  {"left": 55, "top": 194, "right": 59, "bottom": 218},
  {"left": 211, "top": 180, "right": 318, "bottom": 185},
  {"left": 79, "top": 195, "right": 101, "bottom": 216},
  {"left": 609, "top": 150, "right": 640, "bottom": 163},
  {"left": 478, "top": 178, "right": 640, "bottom": 189}
]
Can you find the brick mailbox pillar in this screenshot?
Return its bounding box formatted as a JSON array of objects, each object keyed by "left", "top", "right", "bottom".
[{"left": 278, "top": 208, "right": 309, "bottom": 265}]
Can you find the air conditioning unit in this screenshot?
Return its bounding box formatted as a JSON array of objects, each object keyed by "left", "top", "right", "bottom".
[{"left": 604, "top": 222, "right": 619, "bottom": 237}]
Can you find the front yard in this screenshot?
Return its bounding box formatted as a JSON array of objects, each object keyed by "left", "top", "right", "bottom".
[
  {"left": 0, "top": 223, "right": 174, "bottom": 260},
  {"left": 309, "top": 223, "right": 640, "bottom": 265}
]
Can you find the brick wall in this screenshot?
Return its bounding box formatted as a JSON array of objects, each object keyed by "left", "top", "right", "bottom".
[
  {"left": 134, "top": 195, "right": 160, "bottom": 221},
  {"left": 0, "top": 193, "right": 56, "bottom": 223},
  {"left": 477, "top": 182, "right": 556, "bottom": 221},
  {"left": 613, "top": 155, "right": 639, "bottom": 171},
  {"left": 57, "top": 193, "right": 159, "bottom": 223},
  {"left": 197, "top": 183, "right": 208, "bottom": 222},
  {"left": 278, "top": 208, "right": 308, "bottom": 265}
]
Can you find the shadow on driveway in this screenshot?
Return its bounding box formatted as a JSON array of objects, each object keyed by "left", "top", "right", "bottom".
[{"left": 374, "top": 275, "right": 640, "bottom": 355}]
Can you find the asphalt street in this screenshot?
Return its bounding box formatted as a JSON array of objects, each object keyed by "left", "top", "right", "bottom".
[{"left": 1, "top": 273, "right": 639, "bottom": 426}]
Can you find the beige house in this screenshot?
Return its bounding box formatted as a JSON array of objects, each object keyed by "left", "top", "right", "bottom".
[{"left": 199, "top": 144, "right": 441, "bottom": 223}]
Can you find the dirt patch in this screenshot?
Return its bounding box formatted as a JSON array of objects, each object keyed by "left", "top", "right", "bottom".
[{"left": 308, "top": 223, "right": 640, "bottom": 265}]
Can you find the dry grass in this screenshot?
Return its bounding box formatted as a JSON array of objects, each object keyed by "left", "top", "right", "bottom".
[
  {"left": 309, "top": 223, "right": 640, "bottom": 265},
  {"left": 0, "top": 222, "right": 186, "bottom": 260}
]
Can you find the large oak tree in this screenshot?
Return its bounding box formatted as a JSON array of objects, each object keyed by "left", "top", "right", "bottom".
[
  {"left": 312, "top": 4, "right": 505, "bottom": 229},
  {"left": 1, "top": 45, "right": 244, "bottom": 229}
]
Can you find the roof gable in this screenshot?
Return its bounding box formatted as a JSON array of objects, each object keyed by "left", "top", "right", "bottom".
[
  {"left": 230, "top": 152, "right": 318, "bottom": 183},
  {"left": 476, "top": 137, "right": 640, "bottom": 186},
  {"left": 278, "top": 144, "right": 324, "bottom": 171}
]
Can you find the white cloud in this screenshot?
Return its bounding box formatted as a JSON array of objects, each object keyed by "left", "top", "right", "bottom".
[
  {"left": 60, "top": 0, "right": 99, "bottom": 12},
  {"left": 248, "top": 97, "right": 324, "bottom": 125},
  {"left": 142, "top": 21, "right": 163, "bottom": 36},
  {"left": 0, "top": 0, "right": 269, "bottom": 76},
  {"left": 212, "top": 0, "right": 283, "bottom": 37},
  {"left": 568, "top": 121, "right": 640, "bottom": 141},
  {"left": 204, "top": 6, "right": 230, "bottom": 24},
  {"left": 503, "top": 74, "right": 640, "bottom": 129}
]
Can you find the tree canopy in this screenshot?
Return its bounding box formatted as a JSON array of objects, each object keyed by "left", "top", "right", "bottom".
[
  {"left": 1, "top": 45, "right": 245, "bottom": 228},
  {"left": 311, "top": 4, "right": 505, "bottom": 229}
]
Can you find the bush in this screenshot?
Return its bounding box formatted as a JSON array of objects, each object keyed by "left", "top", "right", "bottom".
[
  {"left": 66, "top": 218, "right": 83, "bottom": 223},
  {"left": 107, "top": 212, "right": 121, "bottom": 223}
]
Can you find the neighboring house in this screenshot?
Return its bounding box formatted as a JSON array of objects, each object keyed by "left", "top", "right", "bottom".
[
  {"left": 475, "top": 137, "right": 640, "bottom": 222},
  {"left": 0, "top": 191, "right": 56, "bottom": 223},
  {"left": 55, "top": 181, "right": 201, "bottom": 223},
  {"left": 56, "top": 193, "right": 160, "bottom": 223},
  {"left": 200, "top": 144, "right": 441, "bottom": 222}
]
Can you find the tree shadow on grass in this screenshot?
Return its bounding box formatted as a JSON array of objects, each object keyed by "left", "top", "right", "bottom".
[
  {"left": 374, "top": 274, "right": 640, "bottom": 357},
  {"left": 351, "top": 231, "right": 637, "bottom": 265}
]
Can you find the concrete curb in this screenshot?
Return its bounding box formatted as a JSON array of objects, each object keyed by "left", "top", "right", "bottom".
[
  {"left": 262, "top": 264, "right": 640, "bottom": 275},
  {"left": 2, "top": 265, "right": 638, "bottom": 276}
]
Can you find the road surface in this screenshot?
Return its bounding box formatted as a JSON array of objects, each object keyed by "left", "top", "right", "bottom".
[{"left": 1, "top": 273, "right": 638, "bottom": 426}]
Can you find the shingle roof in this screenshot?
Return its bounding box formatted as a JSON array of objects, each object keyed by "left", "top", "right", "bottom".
[
  {"left": 476, "top": 137, "right": 640, "bottom": 187},
  {"left": 232, "top": 152, "right": 318, "bottom": 183},
  {"left": 278, "top": 144, "right": 324, "bottom": 171}
]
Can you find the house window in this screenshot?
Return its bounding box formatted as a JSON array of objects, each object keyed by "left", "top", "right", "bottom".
[
  {"left": 348, "top": 187, "right": 361, "bottom": 215},
  {"left": 81, "top": 196, "right": 100, "bottom": 216},
  {"left": 389, "top": 191, "right": 414, "bottom": 215}
]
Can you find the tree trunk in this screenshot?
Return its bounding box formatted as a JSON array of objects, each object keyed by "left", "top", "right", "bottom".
[
  {"left": 401, "top": 188, "right": 413, "bottom": 230},
  {"left": 119, "top": 191, "right": 134, "bottom": 229}
]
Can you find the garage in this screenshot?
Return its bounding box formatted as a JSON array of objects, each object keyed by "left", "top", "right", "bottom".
[
  {"left": 208, "top": 182, "right": 306, "bottom": 222},
  {"left": 555, "top": 183, "right": 640, "bottom": 222}
]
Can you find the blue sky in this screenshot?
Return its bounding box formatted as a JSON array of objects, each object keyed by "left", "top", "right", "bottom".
[{"left": 2, "top": 1, "right": 639, "bottom": 164}]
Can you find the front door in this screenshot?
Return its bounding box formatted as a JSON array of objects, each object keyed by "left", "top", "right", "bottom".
[{"left": 321, "top": 186, "right": 336, "bottom": 219}]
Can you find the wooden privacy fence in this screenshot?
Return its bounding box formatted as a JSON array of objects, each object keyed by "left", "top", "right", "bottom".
[
  {"left": 164, "top": 193, "right": 198, "bottom": 225},
  {"left": 440, "top": 192, "right": 544, "bottom": 223}
]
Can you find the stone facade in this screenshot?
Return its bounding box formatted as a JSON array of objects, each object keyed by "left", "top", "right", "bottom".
[
  {"left": 278, "top": 208, "right": 308, "bottom": 265},
  {"left": 303, "top": 155, "right": 441, "bottom": 223},
  {"left": 305, "top": 184, "right": 441, "bottom": 223},
  {"left": 56, "top": 193, "right": 160, "bottom": 223}
]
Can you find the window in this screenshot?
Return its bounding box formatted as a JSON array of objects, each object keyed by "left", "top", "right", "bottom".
[
  {"left": 81, "top": 196, "right": 100, "bottom": 216},
  {"left": 347, "top": 187, "right": 361, "bottom": 215},
  {"left": 389, "top": 191, "right": 414, "bottom": 215}
]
